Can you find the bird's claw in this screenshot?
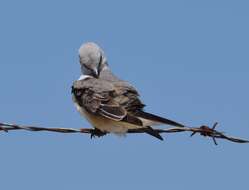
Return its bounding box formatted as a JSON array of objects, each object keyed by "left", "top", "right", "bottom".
[{"left": 90, "top": 128, "right": 107, "bottom": 139}]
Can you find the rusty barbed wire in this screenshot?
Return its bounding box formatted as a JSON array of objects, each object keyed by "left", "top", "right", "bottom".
[{"left": 0, "top": 122, "right": 248, "bottom": 145}]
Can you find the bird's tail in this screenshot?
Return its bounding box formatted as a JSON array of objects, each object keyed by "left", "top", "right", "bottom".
[
  {"left": 135, "top": 111, "right": 186, "bottom": 128},
  {"left": 144, "top": 126, "right": 164, "bottom": 141}
]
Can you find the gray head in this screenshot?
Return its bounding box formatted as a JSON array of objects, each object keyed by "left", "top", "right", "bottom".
[{"left": 78, "top": 42, "right": 108, "bottom": 78}]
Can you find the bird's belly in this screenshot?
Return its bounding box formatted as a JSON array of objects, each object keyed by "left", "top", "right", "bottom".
[{"left": 74, "top": 103, "right": 128, "bottom": 134}]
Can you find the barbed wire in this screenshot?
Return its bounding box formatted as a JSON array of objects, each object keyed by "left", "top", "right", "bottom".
[{"left": 0, "top": 122, "right": 248, "bottom": 145}]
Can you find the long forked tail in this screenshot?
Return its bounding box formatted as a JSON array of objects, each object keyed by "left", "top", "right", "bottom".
[
  {"left": 135, "top": 111, "right": 186, "bottom": 128},
  {"left": 144, "top": 126, "right": 164, "bottom": 141}
]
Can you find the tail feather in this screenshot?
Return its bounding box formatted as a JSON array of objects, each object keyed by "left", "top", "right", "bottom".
[
  {"left": 135, "top": 111, "right": 185, "bottom": 127},
  {"left": 145, "top": 126, "right": 164, "bottom": 141}
]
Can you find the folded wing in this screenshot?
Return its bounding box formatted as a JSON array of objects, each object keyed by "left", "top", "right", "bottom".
[{"left": 72, "top": 78, "right": 143, "bottom": 126}]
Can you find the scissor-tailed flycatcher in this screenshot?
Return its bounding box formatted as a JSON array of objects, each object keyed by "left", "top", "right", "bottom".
[{"left": 72, "top": 42, "right": 185, "bottom": 140}]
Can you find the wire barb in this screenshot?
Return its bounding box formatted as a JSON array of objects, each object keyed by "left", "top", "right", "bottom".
[{"left": 0, "top": 122, "right": 248, "bottom": 144}]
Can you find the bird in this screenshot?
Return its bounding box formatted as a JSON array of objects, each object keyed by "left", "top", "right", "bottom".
[{"left": 72, "top": 42, "right": 186, "bottom": 140}]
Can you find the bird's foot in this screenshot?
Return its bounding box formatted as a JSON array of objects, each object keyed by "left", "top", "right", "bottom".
[{"left": 90, "top": 128, "right": 107, "bottom": 139}]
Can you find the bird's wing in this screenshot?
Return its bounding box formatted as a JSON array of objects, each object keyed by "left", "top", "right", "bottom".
[
  {"left": 72, "top": 78, "right": 143, "bottom": 126},
  {"left": 112, "top": 80, "right": 186, "bottom": 128},
  {"left": 111, "top": 81, "right": 145, "bottom": 112},
  {"left": 72, "top": 78, "right": 166, "bottom": 140}
]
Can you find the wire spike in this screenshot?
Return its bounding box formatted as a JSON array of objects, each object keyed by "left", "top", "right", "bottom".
[
  {"left": 212, "top": 137, "right": 218, "bottom": 145},
  {"left": 212, "top": 122, "right": 218, "bottom": 130}
]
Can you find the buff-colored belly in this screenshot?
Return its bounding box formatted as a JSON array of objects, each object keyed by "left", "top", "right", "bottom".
[{"left": 74, "top": 103, "right": 140, "bottom": 134}]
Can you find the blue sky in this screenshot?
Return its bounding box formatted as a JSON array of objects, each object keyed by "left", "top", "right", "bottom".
[{"left": 0, "top": 0, "right": 248, "bottom": 189}]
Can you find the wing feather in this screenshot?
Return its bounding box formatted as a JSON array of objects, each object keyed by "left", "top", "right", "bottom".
[
  {"left": 72, "top": 77, "right": 163, "bottom": 140},
  {"left": 72, "top": 78, "right": 143, "bottom": 125},
  {"left": 99, "top": 104, "right": 126, "bottom": 121}
]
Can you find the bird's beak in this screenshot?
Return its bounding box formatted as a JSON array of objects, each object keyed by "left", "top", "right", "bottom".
[{"left": 92, "top": 68, "right": 99, "bottom": 78}]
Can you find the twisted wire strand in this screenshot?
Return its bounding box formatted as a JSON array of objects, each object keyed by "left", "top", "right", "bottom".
[{"left": 0, "top": 122, "right": 248, "bottom": 145}]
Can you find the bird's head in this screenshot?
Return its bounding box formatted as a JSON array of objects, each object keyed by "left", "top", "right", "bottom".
[{"left": 78, "top": 42, "right": 107, "bottom": 78}]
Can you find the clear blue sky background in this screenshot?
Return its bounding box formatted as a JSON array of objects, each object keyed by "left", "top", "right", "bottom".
[{"left": 0, "top": 0, "right": 248, "bottom": 189}]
